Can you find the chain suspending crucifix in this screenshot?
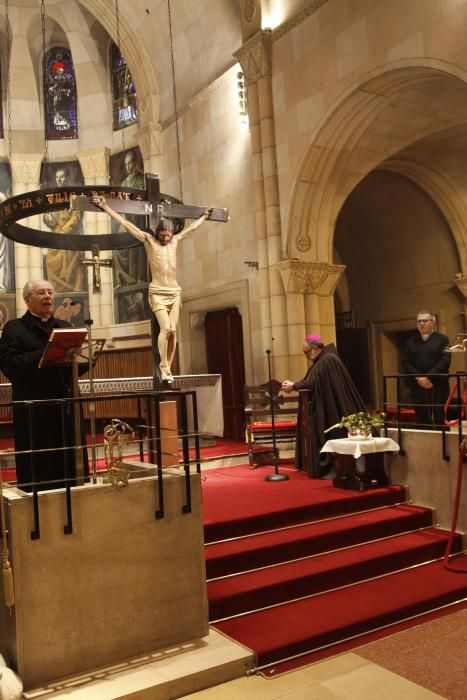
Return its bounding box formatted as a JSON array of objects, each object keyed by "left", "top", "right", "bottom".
[{"left": 71, "top": 173, "right": 228, "bottom": 385}]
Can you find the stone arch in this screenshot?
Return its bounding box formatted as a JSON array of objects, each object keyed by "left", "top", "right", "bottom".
[
  {"left": 379, "top": 157, "right": 467, "bottom": 274},
  {"left": 4, "top": 3, "right": 162, "bottom": 154},
  {"left": 288, "top": 60, "right": 467, "bottom": 270},
  {"left": 76, "top": 0, "right": 160, "bottom": 124},
  {"left": 20, "top": 10, "right": 110, "bottom": 142}
]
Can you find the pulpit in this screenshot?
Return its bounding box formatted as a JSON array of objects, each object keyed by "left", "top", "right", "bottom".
[{"left": 0, "top": 394, "right": 209, "bottom": 691}]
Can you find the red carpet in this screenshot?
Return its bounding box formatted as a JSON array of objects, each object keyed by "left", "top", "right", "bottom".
[
  {"left": 0, "top": 437, "right": 248, "bottom": 483},
  {"left": 214, "top": 557, "right": 467, "bottom": 667},
  {"left": 202, "top": 465, "right": 405, "bottom": 542},
  {"left": 190, "top": 438, "right": 248, "bottom": 458},
  {"left": 205, "top": 502, "right": 433, "bottom": 578},
  {"left": 202, "top": 464, "right": 467, "bottom": 671},
  {"left": 260, "top": 598, "right": 467, "bottom": 676}
]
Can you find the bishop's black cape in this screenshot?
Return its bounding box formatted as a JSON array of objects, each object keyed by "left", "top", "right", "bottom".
[
  {"left": 0, "top": 310, "right": 88, "bottom": 491},
  {"left": 293, "top": 344, "right": 366, "bottom": 478}
]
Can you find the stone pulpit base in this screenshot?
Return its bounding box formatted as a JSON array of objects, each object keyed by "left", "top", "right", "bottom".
[{"left": 0, "top": 470, "right": 209, "bottom": 690}]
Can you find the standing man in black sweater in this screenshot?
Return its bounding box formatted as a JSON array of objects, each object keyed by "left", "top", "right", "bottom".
[{"left": 403, "top": 311, "right": 450, "bottom": 429}]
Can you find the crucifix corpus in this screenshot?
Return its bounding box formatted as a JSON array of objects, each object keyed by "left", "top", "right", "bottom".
[
  {"left": 71, "top": 173, "right": 228, "bottom": 385},
  {"left": 81, "top": 245, "right": 113, "bottom": 294}
]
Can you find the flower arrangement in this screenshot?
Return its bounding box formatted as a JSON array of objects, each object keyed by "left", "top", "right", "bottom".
[{"left": 324, "top": 411, "right": 385, "bottom": 434}]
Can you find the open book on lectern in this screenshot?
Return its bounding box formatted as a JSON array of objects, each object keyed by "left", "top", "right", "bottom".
[{"left": 38, "top": 327, "right": 89, "bottom": 368}]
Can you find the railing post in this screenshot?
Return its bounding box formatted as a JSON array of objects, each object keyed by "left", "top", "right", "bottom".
[
  {"left": 383, "top": 375, "right": 388, "bottom": 438},
  {"left": 154, "top": 396, "right": 164, "bottom": 520},
  {"left": 395, "top": 375, "right": 405, "bottom": 455},
  {"left": 29, "top": 402, "right": 40, "bottom": 540},
  {"left": 190, "top": 390, "right": 201, "bottom": 475},
  {"left": 62, "top": 399, "right": 73, "bottom": 534},
  {"left": 179, "top": 393, "right": 192, "bottom": 514}
]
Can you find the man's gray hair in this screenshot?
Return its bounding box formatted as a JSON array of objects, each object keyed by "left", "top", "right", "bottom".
[
  {"left": 417, "top": 310, "right": 435, "bottom": 321},
  {"left": 23, "top": 281, "right": 33, "bottom": 301},
  {"left": 23, "top": 280, "right": 53, "bottom": 301}
]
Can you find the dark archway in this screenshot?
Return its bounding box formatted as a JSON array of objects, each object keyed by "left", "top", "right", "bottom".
[
  {"left": 334, "top": 170, "right": 462, "bottom": 406},
  {"left": 205, "top": 307, "right": 246, "bottom": 441}
]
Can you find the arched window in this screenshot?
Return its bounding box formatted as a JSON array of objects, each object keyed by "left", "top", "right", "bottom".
[
  {"left": 43, "top": 47, "right": 78, "bottom": 140},
  {"left": 110, "top": 42, "right": 138, "bottom": 130}
]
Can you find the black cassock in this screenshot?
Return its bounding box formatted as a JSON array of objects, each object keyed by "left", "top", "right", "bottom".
[
  {"left": 293, "top": 344, "right": 366, "bottom": 478},
  {"left": 0, "top": 310, "right": 88, "bottom": 491}
]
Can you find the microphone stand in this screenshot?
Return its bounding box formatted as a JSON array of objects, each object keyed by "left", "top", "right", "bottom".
[
  {"left": 264, "top": 348, "right": 289, "bottom": 482},
  {"left": 85, "top": 314, "right": 98, "bottom": 483}
]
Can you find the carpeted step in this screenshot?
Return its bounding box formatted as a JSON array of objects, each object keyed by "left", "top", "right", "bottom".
[
  {"left": 205, "top": 503, "right": 432, "bottom": 578},
  {"left": 203, "top": 466, "right": 406, "bottom": 542},
  {"left": 214, "top": 554, "right": 467, "bottom": 667},
  {"left": 208, "top": 527, "right": 462, "bottom": 619}
]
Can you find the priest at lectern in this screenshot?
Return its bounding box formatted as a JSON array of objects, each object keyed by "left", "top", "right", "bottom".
[{"left": 0, "top": 280, "right": 89, "bottom": 491}]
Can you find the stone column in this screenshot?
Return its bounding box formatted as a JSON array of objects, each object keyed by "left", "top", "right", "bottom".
[
  {"left": 10, "top": 154, "right": 43, "bottom": 315},
  {"left": 277, "top": 260, "right": 346, "bottom": 379},
  {"left": 235, "top": 30, "right": 287, "bottom": 379},
  {"left": 77, "top": 147, "right": 112, "bottom": 326}
]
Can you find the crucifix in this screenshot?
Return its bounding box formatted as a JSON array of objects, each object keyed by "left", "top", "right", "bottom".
[
  {"left": 71, "top": 173, "right": 228, "bottom": 386},
  {"left": 80, "top": 244, "right": 113, "bottom": 294},
  {"left": 71, "top": 172, "right": 228, "bottom": 231}
]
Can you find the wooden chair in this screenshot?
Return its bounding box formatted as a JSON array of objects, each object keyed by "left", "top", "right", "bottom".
[{"left": 244, "top": 380, "right": 298, "bottom": 469}]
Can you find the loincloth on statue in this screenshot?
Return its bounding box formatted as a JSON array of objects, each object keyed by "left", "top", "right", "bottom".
[{"left": 148, "top": 284, "right": 182, "bottom": 313}]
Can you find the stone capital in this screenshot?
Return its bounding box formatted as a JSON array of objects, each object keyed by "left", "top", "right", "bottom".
[
  {"left": 11, "top": 154, "right": 43, "bottom": 186},
  {"left": 135, "top": 122, "right": 162, "bottom": 162},
  {"left": 454, "top": 274, "right": 467, "bottom": 301},
  {"left": 77, "top": 147, "right": 110, "bottom": 181},
  {"left": 277, "top": 260, "right": 346, "bottom": 296},
  {"left": 234, "top": 29, "right": 272, "bottom": 84}
]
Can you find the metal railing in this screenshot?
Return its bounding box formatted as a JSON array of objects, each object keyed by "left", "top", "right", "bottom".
[
  {"left": 0, "top": 388, "right": 201, "bottom": 541},
  {"left": 382, "top": 371, "right": 467, "bottom": 461}
]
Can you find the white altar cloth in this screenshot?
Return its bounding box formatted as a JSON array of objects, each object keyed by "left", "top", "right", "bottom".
[
  {"left": 0, "top": 373, "right": 224, "bottom": 437},
  {"left": 321, "top": 437, "right": 400, "bottom": 460}
]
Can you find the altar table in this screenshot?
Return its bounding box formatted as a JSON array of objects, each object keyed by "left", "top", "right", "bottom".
[{"left": 321, "top": 437, "right": 400, "bottom": 490}]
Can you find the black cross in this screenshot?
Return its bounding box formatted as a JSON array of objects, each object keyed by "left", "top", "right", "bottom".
[{"left": 71, "top": 172, "right": 229, "bottom": 233}]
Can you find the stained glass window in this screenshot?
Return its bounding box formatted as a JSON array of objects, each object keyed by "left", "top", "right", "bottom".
[
  {"left": 43, "top": 47, "right": 78, "bottom": 140},
  {"left": 111, "top": 42, "right": 138, "bottom": 130}
]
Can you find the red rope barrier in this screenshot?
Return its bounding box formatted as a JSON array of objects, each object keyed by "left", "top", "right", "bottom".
[
  {"left": 444, "top": 379, "right": 467, "bottom": 427},
  {"left": 443, "top": 439, "right": 467, "bottom": 573}
]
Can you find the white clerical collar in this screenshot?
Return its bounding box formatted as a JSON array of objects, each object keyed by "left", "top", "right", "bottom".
[
  {"left": 30, "top": 311, "right": 52, "bottom": 322},
  {"left": 420, "top": 333, "right": 432, "bottom": 341}
]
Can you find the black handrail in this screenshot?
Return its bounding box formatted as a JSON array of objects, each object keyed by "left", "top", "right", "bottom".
[
  {"left": 0, "top": 388, "right": 201, "bottom": 539},
  {"left": 382, "top": 371, "right": 467, "bottom": 461}
]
